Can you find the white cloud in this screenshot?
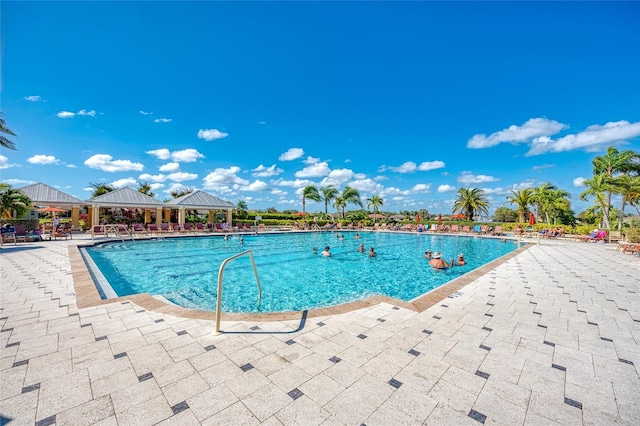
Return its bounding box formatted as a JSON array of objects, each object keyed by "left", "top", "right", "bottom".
[
  {"left": 573, "top": 177, "right": 587, "bottom": 187},
  {"left": 457, "top": 171, "right": 500, "bottom": 185},
  {"left": 202, "top": 166, "right": 249, "bottom": 192},
  {"left": 197, "top": 128, "right": 228, "bottom": 141},
  {"left": 295, "top": 161, "right": 330, "bottom": 178},
  {"left": 159, "top": 162, "right": 180, "bottom": 172},
  {"left": 77, "top": 109, "right": 96, "bottom": 117},
  {"left": 303, "top": 156, "right": 320, "bottom": 165},
  {"left": 279, "top": 148, "right": 304, "bottom": 161},
  {"left": 271, "top": 188, "right": 287, "bottom": 196},
  {"left": 57, "top": 109, "right": 97, "bottom": 118},
  {"left": 467, "top": 118, "right": 567, "bottom": 149},
  {"left": 417, "top": 160, "right": 445, "bottom": 171},
  {"left": 252, "top": 164, "right": 283, "bottom": 177},
  {"left": 349, "top": 178, "right": 384, "bottom": 194},
  {"left": 139, "top": 110, "right": 153, "bottom": 115},
  {"left": 65, "top": 164, "right": 77, "bottom": 168},
  {"left": 0, "top": 155, "right": 10, "bottom": 169},
  {"left": 167, "top": 172, "right": 198, "bottom": 182},
  {"left": 4, "top": 178, "right": 35, "bottom": 185},
  {"left": 154, "top": 118, "right": 172, "bottom": 123},
  {"left": 138, "top": 173, "right": 167, "bottom": 183},
  {"left": 344, "top": 159, "right": 351, "bottom": 163},
  {"left": 319, "top": 169, "right": 355, "bottom": 187},
  {"left": 24, "top": 95, "right": 42, "bottom": 102},
  {"left": 110, "top": 178, "right": 137, "bottom": 188},
  {"left": 532, "top": 164, "right": 555, "bottom": 170},
  {"left": 243, "top": 180, "right": 269, "bottom": 191},
  {"left": 437, "top": 184, "right": 456, "bottom": 193},
  {"left": 170, "top": 149, "right": 203, "bottom": 162},
  {"left": 259, "top": 121, "right": 267, "bottom": 125},
  {"left": 410, "top": 183, "right": 431, "bottom": 193},
  {"left": 150, "top": 183, "right": 164, "bottom": 191},
  {"left": 84, "top": 154, "right": 144, "bottom": 172},
  {"left": 389, "top": 161, "right": 417, "bottom": 173},
  {"left": 27, "top": 155, "right": 60, "bottom": 165},
  {"left": 164, "top": 183, "right": 191, "bottom": 195},
  {"left": 57, "top": 111, "right": 75, "bottom": 119},
  {"left": 275, "top": 178, "right": 315, "bottom": 188},
  {"left": 146, "top": 149, "right": 171, "bottom": 160},
  {"left": 527, "top": 120, "right": 640, "bottom": 156}
]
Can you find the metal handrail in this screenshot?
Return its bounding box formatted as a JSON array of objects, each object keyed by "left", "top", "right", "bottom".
[{"left": 213, "top": 250, "right": 262, "bottom": 335}]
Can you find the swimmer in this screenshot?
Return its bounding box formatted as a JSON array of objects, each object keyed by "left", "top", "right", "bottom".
[
  {"left": 321, "top": 246, "right": 331, "bottom": 257},
  {"left": 428, "top": 252, "right": 452, "bottom": 269},
  {"left": 357, "top": 243, "right": 365, "bottom": 252},
  {"left": 456, "top": 253, "right": 466, "bottom": 266},
  {"left": 354, "top": 233, "right": 361, "bottom": 239},
  {"left": 223, "top": 234, "right": 229, "bottom": 241},
  {"left": 369, "top": 247, "right": 377, "bottom": 257},
  {"left": 424, "top": 249, "right": 432, "bottom": 260},
  {"left": 313, "top": 247, "right": 318, "bottom": 254}
]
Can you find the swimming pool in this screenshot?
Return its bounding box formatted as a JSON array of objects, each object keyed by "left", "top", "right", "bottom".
[{"left": 82, "top": 231, "right": 517, "bottom": 313}]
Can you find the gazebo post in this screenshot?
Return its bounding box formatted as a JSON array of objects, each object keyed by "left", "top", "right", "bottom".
[
  {"left": 226, "top": 209, "right": 233, "bottom": 226},
  {"left": 208, "top": 211, "right": 214, "bottom": 225}
]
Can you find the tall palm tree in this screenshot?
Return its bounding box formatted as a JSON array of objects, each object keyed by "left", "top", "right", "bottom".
[
  {"left": 340, "top": 186, "right": 362, "bottom": 212},
  {"left": 319, "top": 186, "right": 339, "bottom": 214},
  {"left": 302, "top": 185, "right": 321, "bottom": 214},
  {"left": 544, "top": 188, "right": 571, "bottom": 225},
  {"left": 452, "top": 188, "right": 489, "bottom": 221},
  {"left": 0, "top": 183, "right": 31, "bottom": 219},
  {"left": 530, "top": 182, "right": 556, "bottom": 221},
  {"left": 170, "top": 187, "right": 194, "bottom": 198},
  {"left": 0, "top": 112, "right": 17, "bottom": 150},
  {"left": 505, "top": 188, "right": 533, "bottom": 223},
  {"left": 89, "top": 182, "right": 115, "bottom": 198},
  {"left": 592, "top": 147, "right": 638, "bottom": 229},
  {"left": 615, "top": 175, "right": 640, "bottom": 226},
  {"left": 366, "top": 195, "right": 384, "bottom": 223},
  {"left": 333, "top": 196, "right": 347, "bottom": 219},
  {"left": 580, "top": 174, "right": 610, "bottom": 228},
  {"left": 137, "top": 181, "right": 154, "bottom": 198}
]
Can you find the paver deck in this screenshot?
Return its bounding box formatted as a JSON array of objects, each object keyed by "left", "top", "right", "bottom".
[{"left": 1, "top": 235, "right": 639, "bottom": 425}]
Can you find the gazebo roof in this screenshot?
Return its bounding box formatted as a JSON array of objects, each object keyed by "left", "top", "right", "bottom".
[
  {"left": 18, "top": 182, "right": 84, "bottom": 205},
  {"left": 165, "top": 190, "right": 234, "bottom": 209},
  {"left": 87, "top": 187, "right": 165, "bottom": 207}
]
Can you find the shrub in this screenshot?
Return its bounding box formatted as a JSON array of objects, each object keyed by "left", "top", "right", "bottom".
[{"left": 623, "top": 227, "right": 640, "bottom": 243}]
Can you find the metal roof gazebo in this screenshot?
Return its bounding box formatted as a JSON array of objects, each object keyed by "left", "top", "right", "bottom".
[{"left": 164, "top": 190, "right": 235, "bottom": 225}]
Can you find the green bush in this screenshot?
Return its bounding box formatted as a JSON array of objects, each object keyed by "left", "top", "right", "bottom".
[{"left": 623, "top": 227, "right": 640, "bottom": 243}]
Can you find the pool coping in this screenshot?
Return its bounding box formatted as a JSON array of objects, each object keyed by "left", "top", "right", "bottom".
[{"left": 69, "top": 234, "right": 532, "bottom": 322}]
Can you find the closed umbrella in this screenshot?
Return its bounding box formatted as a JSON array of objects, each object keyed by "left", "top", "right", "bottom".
[
  {"left": 437, "top": 214, "right": 442, "bottom": 224},
  {"left": 529, "top": 212, "right": 536, "bottom": 226},
  {"left": 415, "top": 214, "right": 421, "bottom": 223}
]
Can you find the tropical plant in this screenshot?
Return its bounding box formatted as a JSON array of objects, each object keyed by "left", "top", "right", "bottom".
[
  {"left": 366, "top": 195, "right": 384, "bottom": 223},
  {"left": 453, "top": 188, "right": 489, "bottom": 221},
  {"left": 592, "top": 147, "right": 639, "bottom": 229},
  {"left": 493, "top": 206, "right": 518, "bottom": 222},
  {"left": 89, "top": 182, "right": 115, "bottom": 198},
  {"left": 0, "top": 112, "right": 17, "bottom": 150},
  {"left": 333, "top": 196, "right": 347, "bottom": 219},
  {"left": 615, "top": 175, "right": 640, "bottom": 225},
  {"left": 137, "top": 181, "right": 154, "bottom": 197},
  {"left": 302, "top": 185, "right": 321, "bottom": 214},
  {"left": 234, "top": 200, "right": 248, "bottom": 219},
  {"left": 543, "top": 188, "right": 571, "bottom": 225},
  {"left": 340, "top": 186, "right": 363, "bottom": 211},
  {"left": 530, "top": 182, "right": 556, "bottom": 220},
  {"left": 580, "top": 174, "right": 611, "bottom": 228},
  {"left": 319, "top": 186, "right": 339, "bottom": 214},
  {"left": 170, "top": 187, "right": 194, "bottom": 199},
  {"left": 0, "top": 183, "right": 31, "bottom": 218},
  {"left": 505, "top": 188, "right": 533, "bottom": 223}
]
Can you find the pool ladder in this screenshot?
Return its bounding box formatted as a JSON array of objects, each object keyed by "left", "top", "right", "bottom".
[{"left": 213, "top": 250, "right": 262, "bottom": 335}]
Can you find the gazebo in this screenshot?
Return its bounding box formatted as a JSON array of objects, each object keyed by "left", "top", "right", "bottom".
[
  {"left": 86, "top": 187, "right": 166, "bottom": 227},
  {"left": 165, "top": 190, "right": 235, "bottom": 226},
  {"left": 19, "top": 182, "right": 85, "bottom": 230}
]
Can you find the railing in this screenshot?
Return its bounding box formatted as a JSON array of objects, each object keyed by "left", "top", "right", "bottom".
[{"left": 213, "top": 250, "right": 262, "bottom": 335}]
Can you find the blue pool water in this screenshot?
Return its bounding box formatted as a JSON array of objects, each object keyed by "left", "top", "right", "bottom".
[{"left": 83, "top": 231, "right": 517, "bottom": 313}]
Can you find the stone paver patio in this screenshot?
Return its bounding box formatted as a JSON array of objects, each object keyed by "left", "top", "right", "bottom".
[{"left": 1, "top": 235, "right": 639, "bottom": 425}]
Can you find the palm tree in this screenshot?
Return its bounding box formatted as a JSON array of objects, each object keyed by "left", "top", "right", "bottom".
[
  {"left": 170, "top": 187, "right": 194, "bottom": 198},
  {"left": 137, "top": 181, "right": 154, "bottom": 198},
  {"left": 615, "top": 175, "right": 640, "bottom": 226},
  {"left": 580, "top": 174, "right": 610, "bottom": 228},
  {"left": 234, "top": 200, "right": 248, "bottom": 219},
  {"left": 0, "top": 112, "right": 17, "bottom": 150},
  {"left": 505, "top": 188, "right": 533, "bottom": 223},
  {"left": 0, "top": 183, "right": 31, "bottom": 219},
  {"left": 452, "top": 188, "right": 489, "bottom": 221},
  {"left": 544, "top": 188, "right": 571, "bottom": 225},
  {"left": 531, "top": 182, "right": 556, "bottom": 221},
  {"left": 302, "top": 185, "right": 321, "bottom": 214},
  {"left": 89, "top": 182, "right": 115, "bottom": 198},
  {"left": 592, "top": 147, "right": 638, "bottom": 229},
  {"left": 319, "top": 186, "right": 339, "bottom": 214},
  {"left": 333, "top": 196, "right": 347, "bottom": 219},
  {"left": 340, "top": 186, "right": 362, "bottom": 212},
  {"left": 366, "top": 195, "right": 384, "bottom": 224}
]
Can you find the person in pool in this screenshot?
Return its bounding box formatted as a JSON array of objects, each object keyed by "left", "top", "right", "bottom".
[
  {"left": 455, "top": 253, "right": 466, "bottom": 266},
  {"left": 354, "top": 233, "right": 361, "bottom": 239},
  {"left": 313, "top": 247, "right": 318, "bottom": 254},
  {"left": 428, "top": 252, "right": 453, "bottom": 269},
  {"left": 321, "top": 246, "right": 331, "bottom": 257},
  {"left": 357, "top": 243, "right": 365, "bottom": 252},
  {"left": 369, "top": 247, "right": 377, "bottom": 257},
  {"left": 424, "top": 250, "right": 432, "bottom": 259}
]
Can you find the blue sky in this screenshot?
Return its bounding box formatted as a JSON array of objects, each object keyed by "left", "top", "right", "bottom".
[{"left": 2, "top": 1, "right": 639, "bottom": 215}]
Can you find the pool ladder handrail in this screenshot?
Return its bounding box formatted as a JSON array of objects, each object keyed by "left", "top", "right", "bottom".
[{"left": 213, "top": 250, "right": 262, "bottom": 335}]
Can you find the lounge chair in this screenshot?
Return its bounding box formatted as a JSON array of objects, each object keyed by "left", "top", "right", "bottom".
[
  {"left": 195, "top": 222, "right": 206, "bottom": 232},
  {"left": 53, "top": 223, "right": 71, "bottom": 240},
  {"left": 583, "top": 230, "right": 607, "bottom": 243},
  {"left": 91, "top": 225, "right": 106, "bottom": 240},
  {"left": 131, "top": 223, "right": 147, "bottom": 235},
  {"left": 450, "top": 225, "right": 459, "bottom": 233},
  {"left": 182, "top": 223, "right": 195, "bottom": 233},
  {"left": 1, "top": 226, "right": 17, "bottom": 245},
  {"left": 160, "top": 223, "right": 171, "bottom": 233},
  {"left": 461, "top": 225, "right": 471, "bottom": 233},
  {"left": 491, "top": 226, "right": 503, "bottom": 236},
  {"left": 620, "top": 244, "right": 639, "bottom": 255},
  {"left": 214, "top": 223, "right": 224, "bottom": 232},
  {"left": 244, "top": 223, "right": 253, "bottom": 231}
]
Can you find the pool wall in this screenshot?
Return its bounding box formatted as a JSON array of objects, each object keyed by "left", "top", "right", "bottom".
[{"left": 69, "top": 234, "right": 531, "bottom": 322}]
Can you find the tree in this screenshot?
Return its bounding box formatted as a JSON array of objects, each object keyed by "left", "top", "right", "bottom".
[
  {"left": 302, "top": 185, "right": 321, "bottom": 214},
  {"left": 137, "top": 182, "right": 154, "bottom": 198},
  {"left": 340, "top": 186, "right": 363, "bottom": 212},
  {"left": 366, "top": 195, "right": 384, "bottom": 223},
  {"left": 333, "top": 196, "right": 347, "bottom": 219},
  {"left": 319, "top": 186, "right": 339, "bottom": 214},
  {"left": 493, "top": 206, "right": 518, "bottom": 222},
  {"left": 234, "top": 200, "right": 248, "bottom": 219},
  {"left": 170, "top": 187, "right": 193, "bottom": 199},
  {"left": 505, "top": 188, "right": 533, "bottom": 223},
  {"left": 0, "top": 184, "right": 31, "bottom": 219},
  {"left": 0, "top": 112, "right": 17, "bottom": 150},
  {"left": 580, "top": 174, "right": 610, "bottom": 228},
  {"left": 265, "top": 207, "right": 278, "bottom": 213},
  {"left": 544, "top": 188, "right": 571, "bottom": 225},
  {"left": 615, "top": 175, "right": 640, "bottom": 225},
  {"left": 89, "top": 182, "right": 115, "bottom": 198},
  {"left": 592, "top": 146, "right": 638, "bottom": 229},
  {"left": 531, "top": 182, "right": 556, "bottom": 220},
  {"left": 453, "top": 188, "right": 489, "bottom": 221}
]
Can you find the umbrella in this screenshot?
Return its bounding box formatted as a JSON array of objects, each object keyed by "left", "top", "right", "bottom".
[
  {"left": 294, "top": 212, "right": 307, "bottom": 217},
  {"left": 529, "top": 211, "right": 536, "bottom": 226},
  {"left": 437, "top": 214, "right": 442, "bottom": 224},
  {"left": 452, "top": 213, "right": 466, "bottom": 220},
  {"left": 36, "top": 206, "right": 68, "bottom": 213},
  {"left": 368, "top": 213, "right": 386, "bottom": 219}
]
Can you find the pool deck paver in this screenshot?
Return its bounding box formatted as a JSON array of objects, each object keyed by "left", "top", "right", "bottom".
[{"left": 1, "top": 235, "right": 639, "bottom": 425}]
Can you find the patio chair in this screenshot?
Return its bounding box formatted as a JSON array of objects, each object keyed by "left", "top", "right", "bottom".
[
  {"left": 53, "top": 223, "right": 71, "bottom": 240},
  {"left": 131, "top": 223, "right": 147, "bottom": 235},
  {"left": 195, "top": 222, "right": 207, "bottom": 232},
  {"left": 91, "top": 225, "right": 106, "bottom": 240},
  {"left": 160, "top": 223, "right": 171, "bottom": 233},
  {"left": 1, "top": 225, "right": 16, "bottom": 245},
  {"left": 182, "top": 223, "right": 195, "bottom": 233},
  {"left": 491, "top": 225, "right": 503, "bottom": 236},
  {"left": 147, "top": 224, "right": 159, "bottom": 234}
]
